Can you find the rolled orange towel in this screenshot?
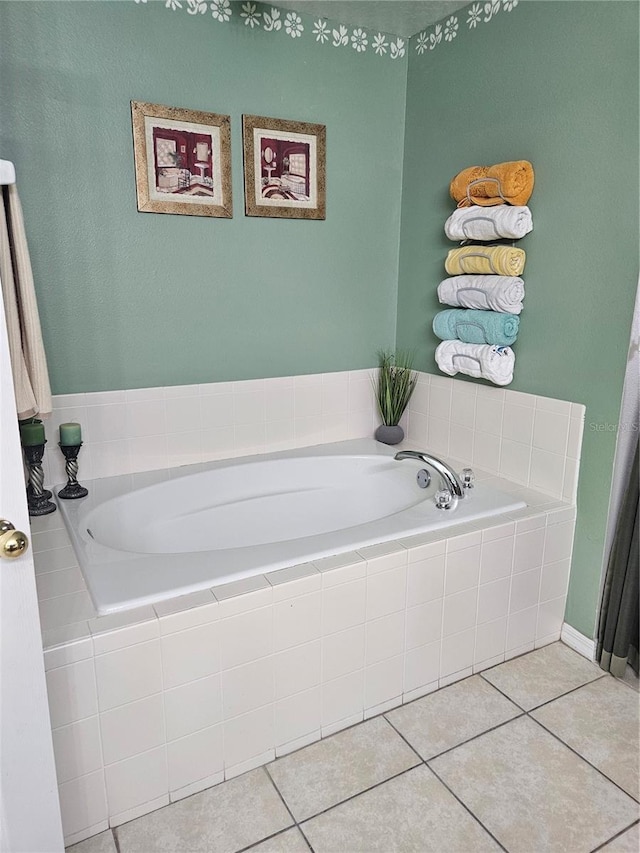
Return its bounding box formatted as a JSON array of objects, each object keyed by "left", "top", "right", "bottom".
[{"left": 450, "top": 160, "right": 534, "bottom": 208}]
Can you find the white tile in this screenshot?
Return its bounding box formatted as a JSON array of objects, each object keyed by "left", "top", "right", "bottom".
[
  {"left": 451, "top": 386, "right": 476, "bottom": 428},
  {"left": 474, "top": 618, "right": 507, "bottom": 665},
  {"left": 506, "top": 605, "right": 538, "bottom": 651},
  {"left": 34, "top": 545, "right": 78, "bottom": 574},
  {"left": 128, "top": 435, "right": 168, "bottom": 474},
  {"left": 321, "top": 374, "right": 349, "bottom": 416},
  {"left": 169, "top": 771, "right": 225, "bottom": 803},
  {"left": 530, "top": 449, "right": 565, "bottom": 497},
  {"left": 410, "top": 379, "right": 430, "bottom": 415},
  {"left": 89, "top": 608, "right": 158, "bottom": 654},
  {"left": 109, "top": 795, "right": 170, "bottom": 830},
  {"left": 201, "top": 426, "right": 236, "bottom": 460},
  {"left": 535, "top": 395, "right": 572, "bottom": 416},
  {"left": 321, "top": 713, "right": 364, "bottom": 739},
  {"left": 358, "top": 542, "right": 407, "bottom": 574},
  {"left": 100, "top": 694, "right": 165, "bottom": 765},
  {"left": 234, "top": 389, "right": 266, "bottom": 424},
  {"left": 273, "top": 592, "right": 321, "bottom": 651},
  {"left": 427, "top": 417, "right": 450, "bottom": 456},
  {"left": 504, "top": 641, "right": 535, "bottom": 661},
  {"left": 365, "top": 611, "right": 405, "bottom": 665},
  {"left": 540, "top": 558, "right": 572, "bottom": 603},
  {"left": 473, "top": 654, "right": 505, "bottom": 674},
  {"left": 405, "top": 599, "right": 443, "bottom": 650},
  {"left": 46, "top": 659, "right": 98, "bottom": 728},
  {"left": 32, "top": 529, "right": 71, "bottom": 553},
  {"left": 85, "top": 390, "right": 126, "bottom": 406},
  {"left": 36, "top": 566, "right": 86, "bottom": 601},
  {"left": 473, "top": 431, "right": 501, "bottom": 472},
  {"left": 164, "top": 674, "right": 223, "bottom": 741},
  {"left": 349, "top": 373, "right": 374, "bottom": 412},
  {"left": 123, "top": 386, "right": 163, "bottom": 403},
  {"left": 439, "top": 667, "right": 473, "bottom": 687},
  {"left": 222, "top": 657, "right": 274, "bottom": 719},
  {"left": 403, "top": 640, "right": 441, "bottom": 694},
  {"left": 294, "top": 382, "right": 322, "bottom": 419},
  {"left": 154, "top": 591, "right": 218, "bottom": 634},
  {"left": 321, "top": 626, "right": 365, "bottom": 682},
  {"left": 449, "top": 424, "right": 474, "bottom": 462},
  {"left": 504, "top": 389, "right": 535, "bottom": 409},
  {"left": 214, "top": 578, "right": 271, "bottom": 613},
  {"left": 200, "top": 394, "right": 235, "bottom": 428},
  {"left": 125, "top": 400, "right": 167, "bottom": 438},
  {"left": 482, "top": 521, "right": 515, "bottom": 543},
  {"left": 166, "top": 431, "right": 202, "bottom": 467},
  {"left": 167, "top": 725, "right": 224, "bottom": 793},
  {"left": 403, "top": 679, "right": 440, "bottom": 704},
  {"left": 63, "top": 821, "right": 110, "bottom": 848},
  {"left": 544, "top": 521, "right": 575, "bottom": 564},
  {"left": 86, "top": 404, "right": 127, "bottom": 443},
  {"left": 562, "top": 457, "right": 580, "bottom": 502},
  {"left": 275, "top": 640, "right": 321, "bottom": 699},
  {"left": 479, "top": 535, "right": 515, "bottom": 585},
  {"left": 366, "top": 566, "right": 407, "bottom": 621},
  {"left": 39, "top": 591, "right": 96, "bottom": 632},
  {"left": 266, "top": 563, "right": 319, "bottom": 598},
  {"left": 275, "top": 687, "right": 322, "bottom": 747},
  {"left": 403, "top": 539, "right": 446, "bottom": 562},
  {"left": 510, "top": 568, "right": 542, "bottom": 614},
  {"left": 567, "top": 417, "right": 584, "bottom": 460},
  {"left": 407, "top": 410, "right": 428, "bottom": 444},
  {"left": 444, "top": 545, "right": 480, "bottom": 595},
  {"left": 161, "top": 621, "right": 220, "bottom": 689},
  {"left": 442, "top": 588, "right": 478, "bottom": 637},
  {"left": 223, "top": 705, "right": 274, "bottom": 769},
  {"left": 220, "top": 606, "right": 272, "bottom": 670},
  {"left": 513, "top": 527, "right": 545, "bottom": 574},
  {"left": 58, "top": 771, "right": 108, "bottom": 839},
  {"left": 104, "top": 746, "right": 168, "bottom": 819},
  {"left": 315, "top": 552, "right": 366, "bottom": 586},
  {"left": 264, "top": 386, "right": 295, "bottom": 423},
  {"left": 95, "top": 640, "right": 162, "bottom": 711},
  {"left": 446, "top": 530, "right": 482, "bottom": 553},
  {"left": 474, "top": 395, "right": 504, "bottom": 437},
  {"left": 164, "top": 396, "right": 202, "bottom": 434},
  {"left": 429, "top": 384, "right": 452, "bottom": 420},
  {"left": 224, "top": 749, "right": 275, "bottom": 781},
  {"left": 477, "top": 577, "right": 510, "bottom": 625},
  {"left": 533, "top": 408, "right": 570, "bottom": 455},
  {"left": 276, "top": 730, "right": 321, "bottom": 758},
  {"left": 440, "top": 628, "right": 475, "bottom": 677},
  {"left": 52, "top": 716, "right": 102, "bottom": 783},
  {"left": 406, "top": 553, "right": 445, "bottom": 606},
  {"left": 535, "top": 596, "right": 566, "bottom": 640},
  {"left": 365, "top": 655, "right": 403, "bottom": 709},
  {"left": 89, "top": 440, "right": 131, "bottom": 479},
  {"left": 322, "top": 670, "right": 364, "bottom": 727},
  {"left": 499, "top": 439, "right": 531, "bottom": 484},
  {"left": 322, "top": 578, "right": 366, "bottom": 634},
  {"left": 43, "top": 625, "right": 93, "bottom": 671},
  {"left": 502, "top": 403, "right": 534, "bottom": 445}
]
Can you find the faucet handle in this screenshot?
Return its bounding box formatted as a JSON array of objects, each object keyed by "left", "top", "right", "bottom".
[
  {"left": 435, "top": 488, "right": 454, "bottom": 510},
  {"left": 460, "top": 467, "right": 475, "bottom": 489}
]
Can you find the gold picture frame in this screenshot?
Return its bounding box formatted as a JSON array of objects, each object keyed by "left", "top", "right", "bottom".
[
  {"left": 242, "top": 114, "right": 326, "bottom": 220},
  {"left": 131, "top": 101, "right": 232, "bottom": 218}
]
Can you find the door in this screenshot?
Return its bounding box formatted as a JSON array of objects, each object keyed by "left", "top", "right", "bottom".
[{"left": 0, "top": 291, "right": 63, "bottom": 851}]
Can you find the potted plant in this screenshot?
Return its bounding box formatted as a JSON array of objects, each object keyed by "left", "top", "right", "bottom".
[{"left": 373, "top": 349, "right": 418, "bottom": 445}]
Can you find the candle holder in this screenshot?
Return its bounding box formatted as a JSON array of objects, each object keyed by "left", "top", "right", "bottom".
[
  {"left": 58, "top": 443, "right": 88, "bottom": 500},
  {"left": 23, "top": 444, "right": 57, "bottom": 516}
]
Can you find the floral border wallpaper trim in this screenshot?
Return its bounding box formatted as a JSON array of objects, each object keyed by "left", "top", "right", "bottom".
[{"left": 134, "top": 0, "right": 521, "bottom": 60}]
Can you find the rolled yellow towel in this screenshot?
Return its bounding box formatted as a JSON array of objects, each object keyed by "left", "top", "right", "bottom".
[
  {"left": 450, "top": 160, "right": 534, "bottom": 208},
  {"left": 445, "top": 245, "right": 526, "bottom": 276}
]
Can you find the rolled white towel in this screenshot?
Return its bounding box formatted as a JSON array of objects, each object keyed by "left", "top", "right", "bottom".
[
  {"left": 445, "top": 206, "right": 533, "bottom": 241},
  {"left": 435, "top": 341, "right": 515, "bottom": 386},
  {"left": 437, "top": 275, "right": 525, "bottom": 314}
]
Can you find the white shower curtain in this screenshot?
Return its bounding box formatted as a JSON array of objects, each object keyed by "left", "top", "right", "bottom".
[{"left": 0, "top": 182, "right": 52, "bottom": 419}]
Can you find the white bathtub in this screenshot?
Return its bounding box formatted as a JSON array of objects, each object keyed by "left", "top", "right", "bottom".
[{"left": 57, "top": 439, "right": 525, "bottom": 615}]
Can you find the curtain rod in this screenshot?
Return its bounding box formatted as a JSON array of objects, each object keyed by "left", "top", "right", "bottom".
[{"left": 0, "top": 159, "right": 16, "bottom": 185}]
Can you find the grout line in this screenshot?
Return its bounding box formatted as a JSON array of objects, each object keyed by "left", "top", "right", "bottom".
[
  {"left": 589, "top": 818, "right": 639, "bottom": 852},
  {"left": 527, "top": 716, "right": 640, "bottom": 805},
  {"left": 111, "top": 825, "right": 122, "bottom": 853},
  {"left": 524, "top": 672, "right": 607, "bottom": 713},
  {"left": 262, "top": 765, "right": 298, "bottom": 828}
]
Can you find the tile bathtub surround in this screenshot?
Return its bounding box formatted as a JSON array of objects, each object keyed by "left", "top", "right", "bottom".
[
  {"left": 407, "top": 373, "right": 585, "bottom": 501},
  {"left": 42, "top": 370, "right": 378, "bottom": 487},
  {"left": 34, "top": 492, "right": 579, "bottom": 844},
  {"left": 43, "top": 371, "right": 583, "bottom": 505}
]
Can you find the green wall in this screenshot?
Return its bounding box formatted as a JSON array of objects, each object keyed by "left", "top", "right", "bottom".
[
  {"left": 0, "top": 0, "right": 407, "bottom": 392},
  {"left": 397, "top": 0, "right": 639, "bottom": 637}
]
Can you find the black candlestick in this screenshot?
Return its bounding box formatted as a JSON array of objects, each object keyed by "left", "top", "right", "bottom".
[
  {"left": 23, "top": 443, "right": 57, "bottom": 516},
  {"left": 58, "top": 443, "right": 88, "bottom": 499}
]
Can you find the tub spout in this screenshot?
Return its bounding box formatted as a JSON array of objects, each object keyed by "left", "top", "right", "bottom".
[{"left": 394, "top": 450, "right": 465, "bottom": 498}]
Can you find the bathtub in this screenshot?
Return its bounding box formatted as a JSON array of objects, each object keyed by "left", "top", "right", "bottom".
[{"left": 56, "top": 439, "right": 525, "bottom": 615}]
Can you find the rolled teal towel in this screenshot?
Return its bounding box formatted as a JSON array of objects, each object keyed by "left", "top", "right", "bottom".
[{"left": 433, "top": 309, "right": 520, "bottom": 346}]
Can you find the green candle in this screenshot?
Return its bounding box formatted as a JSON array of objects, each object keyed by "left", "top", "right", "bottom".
[
  {"left": 19, "top": 420, "right": 45, "bottom": 447},
  {"left": 59, "top": 422, "right": 82, "bottom": 446}
]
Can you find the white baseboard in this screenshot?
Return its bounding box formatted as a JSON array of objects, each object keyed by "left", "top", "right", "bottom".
[{"left": 561, "top": 622, "right": 596, "bottom": 661}]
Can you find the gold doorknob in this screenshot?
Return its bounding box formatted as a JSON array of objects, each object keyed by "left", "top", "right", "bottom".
[{"left": 0, "top": 520, "right": 29, "bottom": 559}]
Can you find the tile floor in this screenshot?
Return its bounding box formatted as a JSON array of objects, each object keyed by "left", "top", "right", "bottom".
[{"left": 68, "top": 642, "right": 639, "bottom": 853}]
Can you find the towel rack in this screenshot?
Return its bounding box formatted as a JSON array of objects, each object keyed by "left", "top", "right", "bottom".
[{"left": 0, "top": 159, "right": 16, "bottom": 186}]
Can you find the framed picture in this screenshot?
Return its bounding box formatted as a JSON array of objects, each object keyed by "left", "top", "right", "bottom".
[
  {"left": 131, "top": 101, "right": 232, "bottom": 218},
  {"left": 242, "top": 115, "right": 326, "bottom": 220}
]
